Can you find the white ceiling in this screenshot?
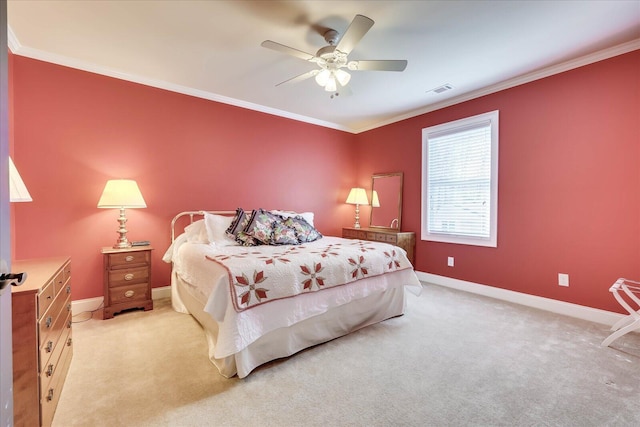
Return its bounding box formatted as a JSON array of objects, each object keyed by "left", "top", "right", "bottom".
[{"left": 7, "top": 1, "right": 640, "bottom": 133}]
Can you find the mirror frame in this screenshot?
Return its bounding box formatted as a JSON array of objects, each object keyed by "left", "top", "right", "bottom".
[{"left": 369, "top": 172, "right": 403, "bottom": 231}]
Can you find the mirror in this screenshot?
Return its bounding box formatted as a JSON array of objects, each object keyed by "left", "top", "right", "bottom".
[{"left": 369, "top": 172, "right": 403, "bottom": 230}]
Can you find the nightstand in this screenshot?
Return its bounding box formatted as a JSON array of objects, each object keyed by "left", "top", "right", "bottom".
[
  {"left": 101, "top": 246, "right": 153, "bottom": 319},
  {"left": 342, "top": 227, "right": 415, "bottom": 265}
]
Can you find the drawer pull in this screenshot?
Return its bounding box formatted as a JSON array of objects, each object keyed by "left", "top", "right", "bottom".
[
  {"left": 66, "top": 285, "right": 72, "bottom": 294},
  {"left": 45, "top": 316, "right": 53, "bottom": 328},
  {"left": 67, "top": 337, "right": 73, "bottom": 347},
  {"left": 46, "top": 388, "right": 54, "bottom": 402},
  {"left": 47, "top": 295, "right": 52, "bottom": 300},
  {"left": 67, "top": 303, "right": 72, "bottom": 312},
  {"left": 67, "top": 320, "right": 72, "bottom": 329},
  {"left": 125, "top": 255, "right": 135, "bottom": 262},
  {"left": 46, "top": 364, "right": 54, "bottom": 377},
  {"left": 124, "top": 273, "right": 135, "bottom": 281},
  {"left": 45, "top": 341, "right": 54, "bottom": 353},
  {"left": 124, "top": 290, "right": 135, "bottom": 298}
]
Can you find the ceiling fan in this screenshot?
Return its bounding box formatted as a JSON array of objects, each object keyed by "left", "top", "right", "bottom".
[{"left": 261, "top": 14, "right": 408, "bottom": 94}]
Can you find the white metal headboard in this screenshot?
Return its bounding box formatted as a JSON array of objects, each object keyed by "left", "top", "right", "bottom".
[{"left": 170, "top": 210, "right": 236, "bottom": 242}]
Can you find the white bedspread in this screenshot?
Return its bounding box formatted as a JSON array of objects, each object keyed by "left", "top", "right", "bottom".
[{"left": 166, "top": 237, "right": 422, "bottom": 359}]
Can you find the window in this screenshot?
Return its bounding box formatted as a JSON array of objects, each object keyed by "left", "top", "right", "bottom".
[{"left": 421, "top": 110, "right": 499, "bottom": 247}]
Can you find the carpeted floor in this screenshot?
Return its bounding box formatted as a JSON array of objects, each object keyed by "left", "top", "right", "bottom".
[{"left": 53, "top": 283, "right": 640, "bottom": 426}]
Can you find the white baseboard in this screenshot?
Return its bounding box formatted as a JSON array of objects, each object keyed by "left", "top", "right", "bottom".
[
  {"left": 74, "top": 278, "right": 624, "bottom": 328},
  {"left": 71, "top": 285, "right": 172, "bottom": 315},
  {"left": 416, "top": 272, "right": 624, "bottom": 327}
]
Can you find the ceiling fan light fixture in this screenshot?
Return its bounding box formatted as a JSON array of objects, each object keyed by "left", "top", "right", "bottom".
[
  {"left": 335, "top": 69, "right": 351, "bottom": 86},
  {"left": 315, "top": 69, "right": 331, "bottom": 87},
  {"left": 324, "top": 75, "right": 337, "bottom": 92}
]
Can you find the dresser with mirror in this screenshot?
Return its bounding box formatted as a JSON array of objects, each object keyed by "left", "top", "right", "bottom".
[{"left": 342, "top": 172, "right": 415, "bottom": 265}]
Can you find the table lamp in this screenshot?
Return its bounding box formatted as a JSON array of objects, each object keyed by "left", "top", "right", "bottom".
[
  {"left": 98, "top": 179, "right": 147, "bottom": 249},
  {"left": 346, "top": 187, "right": 369, "bottom": 229},
  {"left": 9, "top": 157, "right": 32, "bottom": 202}
]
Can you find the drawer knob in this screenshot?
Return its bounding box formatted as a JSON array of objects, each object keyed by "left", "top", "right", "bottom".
[
  {"left": 124, "top": 273, "right": 134, "bottom": 281},
  {"left": 125, "top": 255, "right": 135, "bottom": 262},
  {"left": 45, "top": 341, "right": 53, "bottom": 353},
  {"left": 124, "top": 290, "right": 135, "bottom": 298},
  {"left": 46, "top": 364, "right": 54, "bottom": 377},
  {"left": 67, "top": 303, "right": 72, "bottom": 312},
  {"left": 46, "top": 388, "right": 54, "bottom": 402},
  {"left": 66, "top": 285, "right": 71, "bottom": 294},
  {"left": 67, "top": 319, "right": 72, "bottom": 329},
  {"left": 45, "top": 316, "right": 53, "bottom": 328},
  {"left": 67, "top": 337, "right": 73, "bottom": 347}
]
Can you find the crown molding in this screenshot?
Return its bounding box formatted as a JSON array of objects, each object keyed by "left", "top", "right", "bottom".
[
  {"left": 7, "top": 25, "right": 21, "bottom": 53},
  {"left": 356, "top": 38, "right": 640, "bottom": 133},
  {"left": 8, "top": 22, "right": 639, "bottom": 135}
]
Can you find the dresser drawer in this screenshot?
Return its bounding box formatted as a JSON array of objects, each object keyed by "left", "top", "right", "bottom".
[
  {"left": 40, "top": 329, "right": 73, "bottom": 427},
  {"left": 39, "top": 291, "right": 71, "bottom": 348},
  {"left": 109, "top": 282, "right": 149, "bottom": 305},
  {"left": 108, "top": 266, "right": 149, "bottom": 287},
  {"left": 38, "top": 280, "right": 56, "bottom": 318},
  {"left": 109, "top": 251, "right": 149, "bottom": 269},
  {"left": 39, "top": 307, "right": 72, "bottom": 373}
]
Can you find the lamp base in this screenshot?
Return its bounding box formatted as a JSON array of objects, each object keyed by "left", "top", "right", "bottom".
[
  {"left": 113, "top": 241, "right": 132, "bottom": 250},
  {"left": 113, "top": 207, "right": 132, "bottom": 249},
  {"left": 353, "top": 204, "right": 361, "bottom": 228}
]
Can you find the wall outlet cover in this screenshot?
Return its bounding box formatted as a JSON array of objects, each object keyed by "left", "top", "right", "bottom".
[{"left": 558, "top": 273, "right": 569, "bottom": 287}]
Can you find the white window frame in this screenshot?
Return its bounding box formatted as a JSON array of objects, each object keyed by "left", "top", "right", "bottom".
[{"left": 421, "top": 110, "right": 499, "bottom": 247}]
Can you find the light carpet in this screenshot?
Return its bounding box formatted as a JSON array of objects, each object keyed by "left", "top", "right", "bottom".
[{"left": 53, "top": 283, "right": 640, "bottom": 426}]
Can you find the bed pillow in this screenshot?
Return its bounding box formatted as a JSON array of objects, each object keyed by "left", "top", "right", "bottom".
[
  {"left": 204, "top": 212, "right": 237, "bottom": 246},
  {"left": 226, "top": 208, "right": 250, "bottom": 238},
  {"left": 271, "top": 221, "right": 299, "bottom": 245},
  {"left": 283, "top": 215, "right": 322, "bottom": 243},
  {"left": 184, "top": 219, "right": 209, "bottom": 244},
  {"left": 243, "top": 208, "right": 281, "bottom": 244},
  {"left": 270, "top": 210, "right": 315, "bottom": 227}
]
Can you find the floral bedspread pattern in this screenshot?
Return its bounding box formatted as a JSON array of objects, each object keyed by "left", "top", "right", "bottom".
[{"left": 205, "top": 239, "right": 412, "bottom": 312}]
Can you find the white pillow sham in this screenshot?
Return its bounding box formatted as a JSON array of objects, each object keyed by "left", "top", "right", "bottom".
[
  {"left": 204, "top": 212, "right": 238, "bottom": 246},
  {"left": 184, "top": 219, "right": 209, "bottom": 244}
]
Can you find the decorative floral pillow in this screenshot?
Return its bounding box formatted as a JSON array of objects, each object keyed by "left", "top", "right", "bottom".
[
  {"left": 235, "top": 230, "right": 260, "bottom": 247},
  {"left": 271, "top": 221, "right": 299, "bottom": 245},
  {"left": 226, "top": 208, "right": 248, "bottom": 237},
  {"left": 283, "top": 215, "right": 322, "bottom": 243},
  {"left": 243, "top": 208, "right": 280, "bottom": 244}
]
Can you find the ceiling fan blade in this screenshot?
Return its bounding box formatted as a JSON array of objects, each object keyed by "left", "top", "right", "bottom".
[
  {"left": 348, "top": 60, "right": 408, "bottom": 72},
  {"left": 261, "top": 40, "right": 316, "bottom": 61},
  {"left": 335, "top": 15, "right": 374, "bottom": 55},
  {"left": 275, "top": 69, "right": 320, "bottom": 86}
]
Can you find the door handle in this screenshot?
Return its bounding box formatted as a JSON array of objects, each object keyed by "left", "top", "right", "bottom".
[{"left": 0, "top": 272, "right": 27, "bottom": 291}]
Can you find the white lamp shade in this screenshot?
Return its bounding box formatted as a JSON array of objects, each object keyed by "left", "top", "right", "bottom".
[
  {"left": 9, "top": 157, "right": 32, "bottom": 202},
  {"left": 371, "top": 190, "right": 380, "bottom": 208},
  {"left": 97, "top": 179, "right": 147, "bottom": 208},
  {"left": 346, "top": 188, "right": 369, "bottom": 205}
]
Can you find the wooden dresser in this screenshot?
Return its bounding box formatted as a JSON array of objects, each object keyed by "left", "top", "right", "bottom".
[
  {"left": 12, "top": 256, "right": 73, "bottom": 427},
  {"left": 342, "top": 227, "right": 416, "bottom": 265},
  {"left": 101, "top": 246, "right": 153, "bottom": 319}
]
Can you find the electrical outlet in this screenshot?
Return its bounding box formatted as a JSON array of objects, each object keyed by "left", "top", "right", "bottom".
[
  {"left": 447, "top": 257, "right": 454, "bottom": 267},
  {"left": 558, "top": 273, "right": 569, "bottom": 287}
]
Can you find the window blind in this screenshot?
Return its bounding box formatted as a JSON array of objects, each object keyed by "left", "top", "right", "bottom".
[{"left": 426, "top": 120, "right": 492, "bottom": 239}]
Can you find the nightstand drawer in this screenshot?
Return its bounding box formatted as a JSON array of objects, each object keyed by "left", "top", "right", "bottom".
[
  {"left": 108, "top": 266, "right": 149, "bottom": 287},
  {"left": 109, "top": 283, "right": 149, "bottom": 304},
  {"left": 109, "top": 251, "right": 149, "bottom": 269}
]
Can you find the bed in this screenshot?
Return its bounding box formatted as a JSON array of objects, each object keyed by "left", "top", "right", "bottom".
[{"left": 163, "top": 210, "right": 422, "bottom": 378}]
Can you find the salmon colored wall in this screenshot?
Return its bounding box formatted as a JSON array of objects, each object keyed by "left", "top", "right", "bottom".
[
  {"left": 10, "top": 55, "right": 357, "bottom": 301},
  {"left": 355, "top": 50, "right": 640, "bottom": 313}
]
